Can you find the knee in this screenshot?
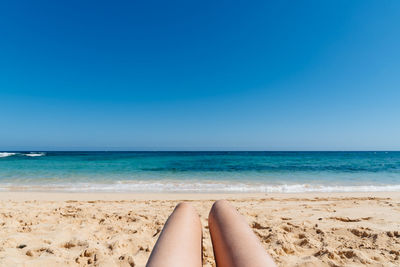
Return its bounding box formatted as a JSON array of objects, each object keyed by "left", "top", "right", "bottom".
[
  {"left": 211, "top": 199, "right": 230, "bottom": 212},
  {"left": 174, "top": 202, "right": 202, "bottom": 230},
  {"left": 174, "top": 202, "right": 198, "bottom": 217},
  {"left": 209, "top": 199, "right": 230, "bottom": 222}
]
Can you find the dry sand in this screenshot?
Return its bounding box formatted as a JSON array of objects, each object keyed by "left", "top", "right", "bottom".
[{"left": 0, "top": 192, "right": 399, "bottom": 267}]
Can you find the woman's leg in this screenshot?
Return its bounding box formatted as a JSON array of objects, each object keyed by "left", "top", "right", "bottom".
[
  {"left": 146, "top": 202, "right": 203, "bottom": 267},
  {"left": 208, "top": 200, "right": 277, "bottom": 267}
]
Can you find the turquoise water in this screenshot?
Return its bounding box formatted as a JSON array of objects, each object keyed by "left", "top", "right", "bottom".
[{"left": 0, "top": 151, "right": 399, "bottom": 192}]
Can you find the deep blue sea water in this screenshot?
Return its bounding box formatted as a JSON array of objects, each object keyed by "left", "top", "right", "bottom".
[{"left": 0, "top": 151, "right": 399, "bottom": 193}]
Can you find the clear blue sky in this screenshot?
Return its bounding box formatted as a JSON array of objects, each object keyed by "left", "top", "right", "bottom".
[{"left": 1, "top": 0, "right": 399, "bottom": 150}]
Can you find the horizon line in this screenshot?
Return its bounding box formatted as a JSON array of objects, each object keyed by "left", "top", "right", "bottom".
[{"left": 1, "top": 150, "right": 399, "bottom": 152}]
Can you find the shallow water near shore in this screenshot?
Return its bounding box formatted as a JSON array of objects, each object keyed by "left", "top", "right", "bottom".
[{"left": 0, "top": 151, "right": 399, "bottom": 193}]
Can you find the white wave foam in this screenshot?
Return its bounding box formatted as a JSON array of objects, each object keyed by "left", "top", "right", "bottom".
[
  {"left": 0, "top": 181, "right": 400, "bottom": 193},
  {"left": 24, "top": 152, "right": 46, "bottom": 157},
  {"left": 0, "top": 152, "right": 17, "bottom": 158}
]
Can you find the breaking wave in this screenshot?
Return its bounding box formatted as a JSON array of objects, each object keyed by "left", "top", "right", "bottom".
[
  {"left": 0, "top": 152, "right": 46, "bottom": 158},
  {"left": 0, "top": 181, "right": 399, "bottom": 193},
  {"left": 0, "top": 152, "right": 17, "bottom": 158},
  {"left": 24, "top": 152, "right": 46, "bottom": 157}
]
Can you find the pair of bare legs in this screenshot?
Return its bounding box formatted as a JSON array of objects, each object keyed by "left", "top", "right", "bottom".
[{"left": 146, "top": 200, "right": 276, "bottom": 267}]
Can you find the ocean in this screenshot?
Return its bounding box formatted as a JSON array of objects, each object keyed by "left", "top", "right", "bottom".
[{"left": 0, "top": 151, "right": 399, "bottom": 193}]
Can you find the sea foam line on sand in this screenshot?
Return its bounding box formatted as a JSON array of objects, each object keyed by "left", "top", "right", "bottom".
[{"left": 1, "top": 181, "right": 400, "bottom": 193}]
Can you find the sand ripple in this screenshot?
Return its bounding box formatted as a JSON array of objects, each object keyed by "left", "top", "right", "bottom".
[{"left": 0, "top": 194, "right": 399, "bottom": 266}]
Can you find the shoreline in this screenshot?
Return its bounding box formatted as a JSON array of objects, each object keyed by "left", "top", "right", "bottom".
[{"left": 1, "top": 191, "right": 400, "bottom": 201}]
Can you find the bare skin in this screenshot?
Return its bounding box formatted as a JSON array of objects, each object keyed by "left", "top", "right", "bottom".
[
  {"left": 146, "top": 202, "right": 202, "bottom": 267},
  {"left": 208, "top": 200, "right": 277, "bottom": 267},
  {"left": 147, "top": 200, "right": 277, "bottom": 267}
]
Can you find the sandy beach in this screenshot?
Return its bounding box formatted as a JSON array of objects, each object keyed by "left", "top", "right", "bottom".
[{"left": 0, "top": 192, "right": 399, "bottom": 267}]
